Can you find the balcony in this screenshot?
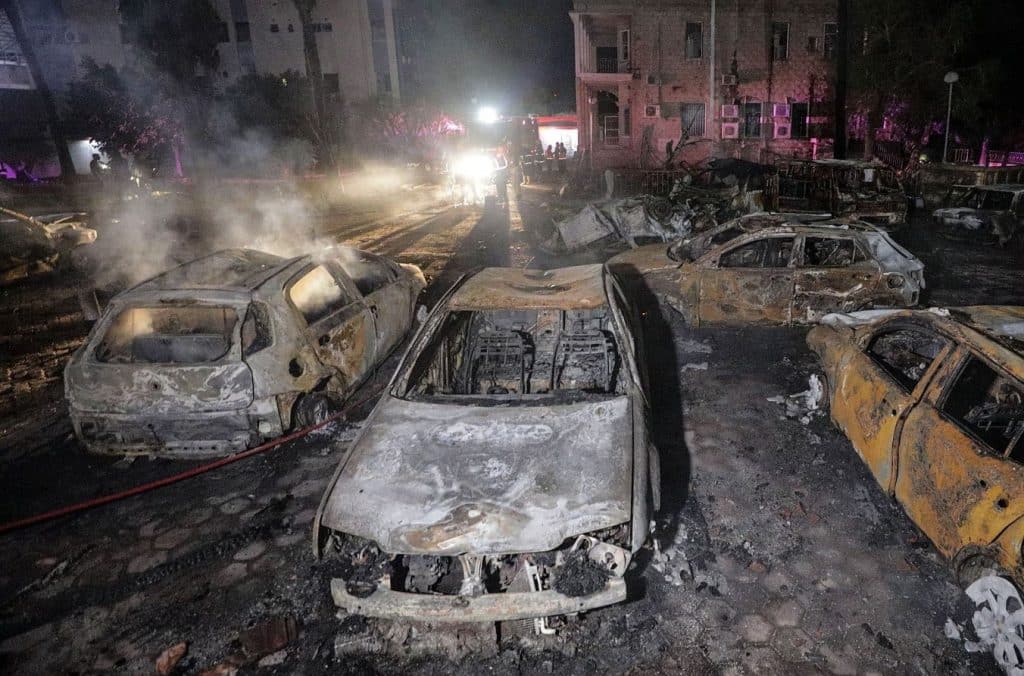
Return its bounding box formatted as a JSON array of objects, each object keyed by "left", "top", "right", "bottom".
[{"left": 573, "top": 11, "right": 632, "bottom": 83}]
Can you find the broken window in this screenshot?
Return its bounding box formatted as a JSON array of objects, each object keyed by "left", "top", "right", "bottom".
[
  {"left": 241, "top": 302, "right": 273, "bottom": 357},
  {"left": 942, "top": 356, "right": 1024, "bottom": 458},
  {"left": 719, "top": 237, "right": 793, "bottom": 269},
  {"left": 403, "top": 308, "right": 622, "bottom": 400},
  {"left": 94, "top": 306, "right": 239, "bottom": 364},
  {"left": 802, "top": 237, "right": 862, "bottom": 267},
  {"left": 685, "top": 22, "right": 702, "bottom": 59},
  {"left": 866, "top": 327, "right": 948, "bottom": 393},
  {"left": 335, "top": 253, "right": 395, "bottom": 297},
  {"left": 289, "top": 265, "right": 354, "bottom": 324}
]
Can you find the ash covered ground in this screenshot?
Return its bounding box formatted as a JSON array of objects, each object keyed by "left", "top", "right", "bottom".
[{"left": 0, "top": 184, "right": 1019, "bottom": 674}]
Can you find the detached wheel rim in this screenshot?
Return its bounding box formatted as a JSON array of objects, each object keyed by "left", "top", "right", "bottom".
[{"left": 966, "top": 575, "right": 1024, "bottom": 672}]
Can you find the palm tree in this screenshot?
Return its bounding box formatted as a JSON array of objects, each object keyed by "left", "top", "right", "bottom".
[{"left": 1, "top": 0, "right": 76, "bottom": 179}]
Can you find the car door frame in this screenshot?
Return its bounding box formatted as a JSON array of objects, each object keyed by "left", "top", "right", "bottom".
[
  {"left": 696, "top": 232, "right": 797, "bottom": 325},
  {"left": 791, "top": 233, "right": 882, "bottom": 322},
  {"left": 283, "top": 262, "right": 379, "bottom": 394},
  {"left": 833, "top": 317, "right": 954, "bottom": 493},
  {"left": 894, "top": 342, "right": 1024, "bottom": 556}
]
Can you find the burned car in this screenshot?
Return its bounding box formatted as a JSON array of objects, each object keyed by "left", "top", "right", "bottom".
[
  {"left": 776, "top": 158, "right": 907, "bottom": 227},
  {"left": 808, "top": 306, "right": 1024, "bottom": 586},
  {"left": 933, "top": 184, "right": 1024, "bottom": 245},
  {"left": 607, "top": 219, "right": 924, "bottom": 326},
  {"left": 65, "top": 247, "right": 425, "bottom": 457},
  {"left": 314, "top": 265, "right": 658, "bottom": 632},
  {"left": 0, "top": 206, "right": 97, "bottom": 282}
]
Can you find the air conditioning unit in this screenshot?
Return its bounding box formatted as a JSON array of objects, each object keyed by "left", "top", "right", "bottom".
[
  {"left": 644, "top": 104, "right": 660, "bottom": 118},
  {"left": 721, "top": 73, "right": 738, "bottom": 86},
  {"left": 773, "top": 103, "right": 791, "bottom": 118},
  {"left": 721, "top": 104, "right": 739, "bottom": 119},
  {"left": 722, "top": 122, "right": 740, "bottom": 139},
  {"left": 774, "top": 124, "right": 791, "bottom": 139}
]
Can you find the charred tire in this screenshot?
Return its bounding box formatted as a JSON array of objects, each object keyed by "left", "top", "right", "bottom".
[{"left": 292, "top": 391, "right": 342, "bottom": 429}]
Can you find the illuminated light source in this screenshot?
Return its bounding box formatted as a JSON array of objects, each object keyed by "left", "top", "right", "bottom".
[{"left": 477, "top": 106, "right": 499, "bottom": 125}]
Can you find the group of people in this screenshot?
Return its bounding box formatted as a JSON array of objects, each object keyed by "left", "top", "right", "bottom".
[{"left": 543, "top": 142, "right": 570, "bottom": 173}]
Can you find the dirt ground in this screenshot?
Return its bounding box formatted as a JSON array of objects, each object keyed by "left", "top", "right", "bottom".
[{"left": 0, "top": 185, "right": 1018, "bottom": 674}]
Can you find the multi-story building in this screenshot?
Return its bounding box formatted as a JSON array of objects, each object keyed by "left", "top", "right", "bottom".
[
  {"left": 571, "top": 0, "right": 838, "bottom": 169},
  {"left": 1, "top": 0, "right": 402, "bottom": 102}
]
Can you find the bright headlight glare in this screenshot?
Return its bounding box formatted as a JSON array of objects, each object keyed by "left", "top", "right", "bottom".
[{"left": 452, "top": 153, "right": 494, "bottom": 180}]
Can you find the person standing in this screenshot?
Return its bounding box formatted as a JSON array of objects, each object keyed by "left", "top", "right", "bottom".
[
  {"left": 556, "top": 143, "right": 567, "bottom": 173},
  {"left": 545, "top": 145, "right": 554, "bottom": 173}
]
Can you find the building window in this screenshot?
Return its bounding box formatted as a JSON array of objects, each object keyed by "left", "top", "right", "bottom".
[
  {"left": 323, "top": 73, "right": 340, "bottom": 95},
  {"left": 313, "top": 22, "right": 333, "bottom": 33},
  {"left": 685, "top": 22, "right": 703, "bottom": 59},
  {"left": 806, "top": 36, "right": 819, "bottom": 53},
  {"left": 235, "top": 21, "right": 251, "bottom": 42},
  {"left": 824, "top": 23, "right": 838, "bottom": 59},
  {"left": 771, "top": 22, "right": 789, "bottom": 61},
  {"left": 742, "top": 102, "right": 762, "bottom": 137},
  {"left": 620, "top": 29, "right": 630, "bottom": 62},
  {"left": 215, "top": 21, "right": 229, "bottom": 42},
  {"left": 791, "top": 102, "right": 809, "bottom": 138},
  {"left": 680, "top": 102, "right": 706, "bottom": 136},
  {"left": 270, "top": 23, "right": 280, "bottom": 33},
  {"left": 287, "top": 23, "right": 295, "bottom": 32}
]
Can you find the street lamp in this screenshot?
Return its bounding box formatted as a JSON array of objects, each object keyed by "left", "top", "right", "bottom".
[{"left": 942, "top": 71, "right": 959, "bottom": 164}]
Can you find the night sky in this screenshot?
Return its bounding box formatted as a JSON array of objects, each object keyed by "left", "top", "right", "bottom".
[{"left": 400, "top": 0, "right": 575, "bottom": 115}]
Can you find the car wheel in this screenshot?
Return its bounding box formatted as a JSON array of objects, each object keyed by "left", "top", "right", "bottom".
[{"left": 292, "top": 391, "right": 342, "bottom": 429}]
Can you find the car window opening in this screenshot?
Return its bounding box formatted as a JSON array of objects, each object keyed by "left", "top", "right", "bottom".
[
  {"left": 942, "top": 356, "right": 1024, "bottom": 459},
  {"left": 289, "top": 265, "right": 353, "bottom": 324},
  {"left": 403, "top": 308, "right": 623, "bottom": 401},
  {"left": 94, "top": 306, "right": 238, "bottom": 364},
  {"left": 804, "top": 237, "right": 860, "bottom": 267},
  {"left": 866, "top": 327, "right": 947, "bottom": 392}
]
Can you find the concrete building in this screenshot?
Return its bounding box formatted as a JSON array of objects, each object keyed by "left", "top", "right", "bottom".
[
  {"left": 1, "top": 0, "right": 402, "bottom": 102},
  {"left": 571, "top": 0, "right": 838, "bottom": 169}
]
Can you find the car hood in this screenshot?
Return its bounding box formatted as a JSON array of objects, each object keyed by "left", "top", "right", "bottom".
[
  {"left": 934, "top": 207, "right": 991, "bottom": 222},
  {"left": 319, "top": 395, "right": 634, "bottom": 555}
]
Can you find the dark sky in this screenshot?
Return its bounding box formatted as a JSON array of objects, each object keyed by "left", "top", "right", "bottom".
[{"left": 399, "top": 0, "right": 575, "bottom": 115}]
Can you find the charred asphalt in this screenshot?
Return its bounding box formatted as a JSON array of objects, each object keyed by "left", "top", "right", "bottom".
[{"left": 0, "top": 187, "right": 1020, "bottom": 674}]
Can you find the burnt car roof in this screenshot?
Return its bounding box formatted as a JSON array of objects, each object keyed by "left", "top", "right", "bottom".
[
  {"left": 448, "top": 265, "right": 609, "bottom": 310},
  {"left": 128, "top": 249, "right": 299, "bottom": 294},
  {"left": 951, "top": 306, "right": 1024, "bottom": 351}
]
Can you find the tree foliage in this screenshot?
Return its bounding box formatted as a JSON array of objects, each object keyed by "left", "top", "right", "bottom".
[{"left": 118, "top": 0, "right": 223, "bottom": 84}]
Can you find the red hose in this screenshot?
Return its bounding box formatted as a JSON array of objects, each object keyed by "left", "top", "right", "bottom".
[{"left": 0, "top": 385, "right": 384, "bottom": 536}]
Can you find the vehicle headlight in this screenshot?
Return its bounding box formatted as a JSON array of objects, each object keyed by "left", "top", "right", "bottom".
[{"left": 886, "top": 274, "right": 905, "bottom": 289}]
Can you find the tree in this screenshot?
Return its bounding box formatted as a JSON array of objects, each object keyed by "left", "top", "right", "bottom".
[
  {"left": 290, "top": 0, "right": 337, "bottom": 168},
  {"left": 1, "top": 0, "right": 75, "bottom": 179},
  {"left": 847, "top": 0, "right": 974, "bottom": 161}
]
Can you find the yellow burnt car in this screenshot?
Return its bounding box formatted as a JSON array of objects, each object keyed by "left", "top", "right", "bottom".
[
  {"left": 808, "top": 306, "right": 1024, "bottom": 584},
  {"left": 607, "top": 216, "right": 924, "bottom": 326}
]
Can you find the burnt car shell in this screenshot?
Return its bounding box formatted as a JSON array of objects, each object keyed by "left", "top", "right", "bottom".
[
  {"left": 65, "top": 248, "right": 423, "bottom": 458},
  {"left": 0, "top": 207, "right": 97, "bottom": 281},
  {"left": 932, "top": 184, "right": 1024, "bottom": 245},
  {"left": 314, "top": 265, "right": 656, "bottom": 624}
]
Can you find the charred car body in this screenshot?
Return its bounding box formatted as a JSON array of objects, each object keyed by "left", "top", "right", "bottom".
[
  {"left": 607, "top": 218, "right": 924, "bottom": 326},
  {"left": 933, "top": 184, "right": 1024, "bottom": 245},
  {"left": 0, "top": 206, "right": 96, "bottom": 282},
  {"left": 776, "top": 159, "right": 907, "bottom": 228},
  {"left": 315, "top": 265, "right": 658, "bottom": 631},
  {"left": 65, "top": 247, "right": 425, "bottom": 458},
  {"left": 808, "top": 307, "right": 1024, "bottom": 586}
]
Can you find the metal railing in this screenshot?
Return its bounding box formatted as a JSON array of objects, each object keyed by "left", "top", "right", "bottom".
[{"left": 596, "top": 57, "right": 620, "bottom": 73}]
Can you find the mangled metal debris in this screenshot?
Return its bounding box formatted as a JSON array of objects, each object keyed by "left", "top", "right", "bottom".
[
  {"left": 608, "top": 218, "right": 924, "bottom": 326},
  {"left": 0, "top": 206, "right": 97, "bottom": 282},
  {"left": 64, "top": 247, "right": 425, "bottom": 458},
  {"left": 315, "top": 265, "right": 658, "bottom": 630},
  {"left": 808, "top": 306, "right": 1024, "bottom": 588},
  {"left": 933, "top": 184, "right": 1024, "bottom": 245},
  {"left": 776, "top": 158, "right": 908, "bottom": 228}
]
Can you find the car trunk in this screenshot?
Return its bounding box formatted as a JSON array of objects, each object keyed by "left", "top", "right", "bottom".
[{"left": 320, "top": 395, "right": 634, "bottom": 556}]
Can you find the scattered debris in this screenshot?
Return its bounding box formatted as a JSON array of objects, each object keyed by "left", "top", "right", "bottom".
[
  {"left": 155, "top": 641, "right": 188, "bottom": 675},
  {"left": 681, "top": 362, "right": 709, "bottom": 372},
  {"left": 767, "top": 375, "right": 823, "bottom": 424},
  {"left": 553, "top": 549, "right": 612, "bottom": 597},
  {"left": 238, "top": 614, "right": 299, "bottom": 657},
  {"left": 0, "top": 206, "right": 97, "bottom": 283}
]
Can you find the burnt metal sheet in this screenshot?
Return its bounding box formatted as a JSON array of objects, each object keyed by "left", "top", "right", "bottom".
[
  {"left": 330, "top": 576, "right": 627, "bottom": 622},
  {"left": 319, "top": 395, "right": 633, "bottom": 556},
  {"left": 448, "top": 265, "right": 608, "bottom": 311}
]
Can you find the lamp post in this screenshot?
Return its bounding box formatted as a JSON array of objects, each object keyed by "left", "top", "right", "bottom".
[{"left": 942, "top": 71, "right": 959, "bottom": 164}]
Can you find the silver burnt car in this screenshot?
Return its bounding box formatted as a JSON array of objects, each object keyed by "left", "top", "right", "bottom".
[
  {"left": 65, "top": 247, "right": 424, "bottom": 457},
  {"left": 314, "top": 265, "right": 659, "bottom": 633}
]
